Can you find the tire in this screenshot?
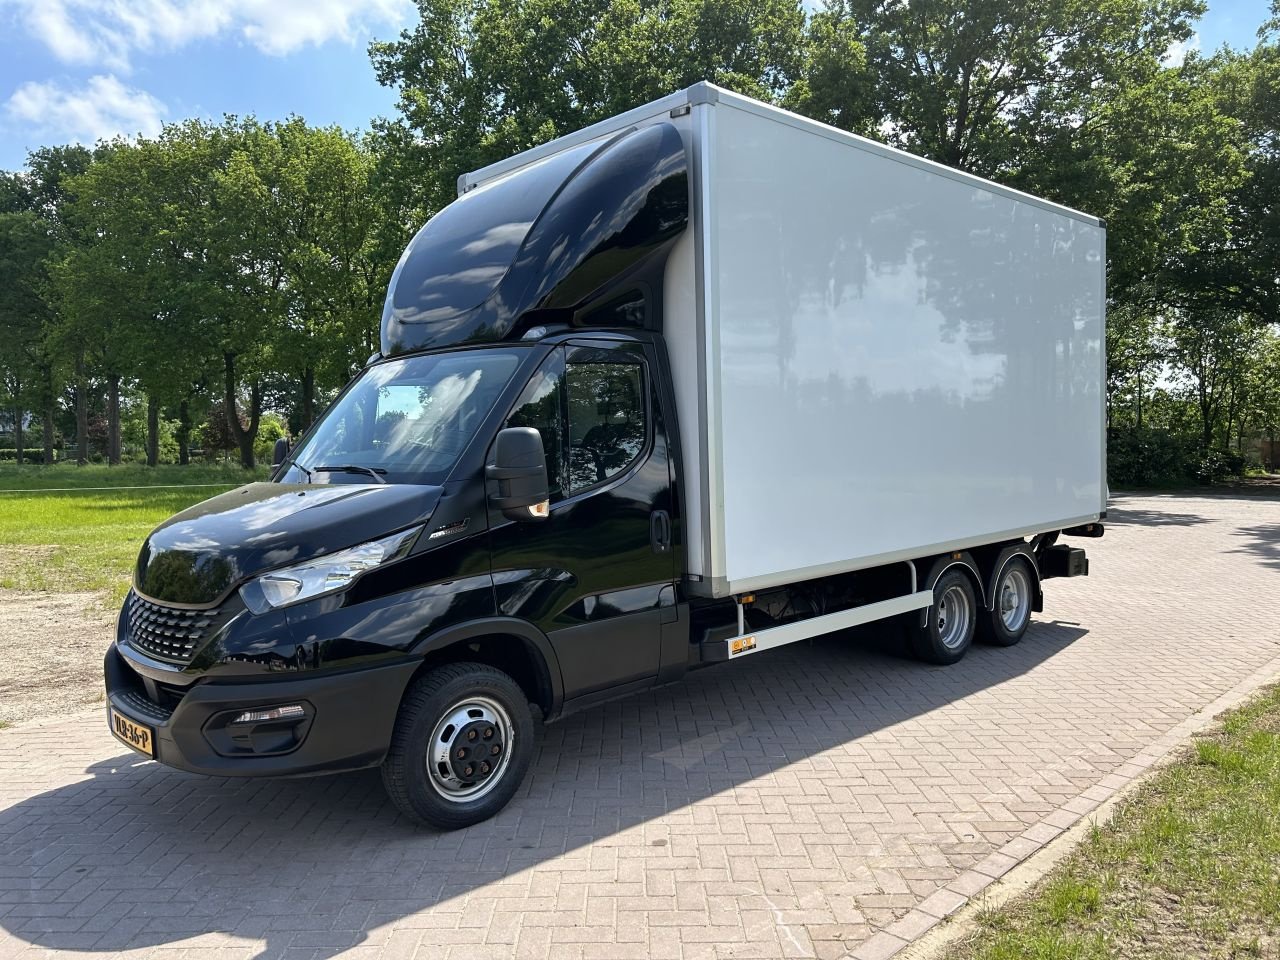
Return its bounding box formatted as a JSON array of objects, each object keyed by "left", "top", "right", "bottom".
[
  {"left": 381, "top": 662, "right": 534, "bottom": 830},
  {"left": 908, "top": 568, "right": 977, "bottom": 665},
  {"left": 978, "top": 556, "right": 1034, "bottom": 646}
]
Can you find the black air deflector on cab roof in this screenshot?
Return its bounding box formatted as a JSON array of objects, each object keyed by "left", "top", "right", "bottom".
[{"left": 380, "top": 122, "right": 689, "bottom": 357}]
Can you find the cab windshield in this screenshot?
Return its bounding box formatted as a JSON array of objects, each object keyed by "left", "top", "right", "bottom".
[{"left": 279, "top": 349, "right": 523, "bottom": 485}]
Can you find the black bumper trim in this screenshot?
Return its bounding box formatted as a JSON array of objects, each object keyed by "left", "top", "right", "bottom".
[{"left": 104, "top": 644, "right": 420, "bottom": 777}]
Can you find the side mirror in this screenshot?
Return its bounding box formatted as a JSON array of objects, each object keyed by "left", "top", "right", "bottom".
[
  {"left": 271, "top": 437, "right": 288, "bottom": 468},
  {"left": 486, "top": 427, "right": 550, "bottom": 521}
]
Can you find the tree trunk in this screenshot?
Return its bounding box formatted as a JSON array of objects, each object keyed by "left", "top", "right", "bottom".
[
  {"left": 42, "top": 404, "right": 54, "bottom": 464},
  {"left": 243, "top": 379, "right": 262, "bottom": 468},
  {"left": 234, "top": 423, "right": 254, "bottom": 469},
  {"left": 177, "top": 398, "right": 191, "bottom": 466},
  {"left": 302, "top": 365, "right": 315, "bottom": 430},
  {"left": 12, "top": 407, "right": 22, "bottom": 465},
  {"left": 223, "top": 352, "right": 261, "bottom": 470},
  {"left": 146, "top": 394, "right": 160, "bottom": 467},
  {"left": 1199, "top": 380, "right": 1213, "bottom": 449},
  {"left": 106, "top": 375, "right": 121, "bottom": 465},
  {"left": 1224, "top": 381, "right": 1237, "bottom": 453},
  {"left": 75, "top": 352, "right": 88, "bottom": 465}
]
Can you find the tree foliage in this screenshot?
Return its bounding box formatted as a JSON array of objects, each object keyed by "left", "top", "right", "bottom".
[
  {"left": 0, "top": 0, "right": 1275, "bottom": 482},
  {"left": 36, "top": 119, "right": 404, "bottom": 468},
  {"left": 370, "top": 0, "right": 807, "bottom": 208}
]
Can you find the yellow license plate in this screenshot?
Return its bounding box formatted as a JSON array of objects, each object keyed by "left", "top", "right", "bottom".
[{"left": 108, "top": 708, "right": 155, "bottom": 758}]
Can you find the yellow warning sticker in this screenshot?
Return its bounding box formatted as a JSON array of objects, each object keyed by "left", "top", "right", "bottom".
[{"left": 730, "top": 636, "right": 757, "bottom": 656}]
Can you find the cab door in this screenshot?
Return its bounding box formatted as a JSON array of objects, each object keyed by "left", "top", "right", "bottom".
[{"left": 487, "top": 338, "right": 677, "bottom": 701}]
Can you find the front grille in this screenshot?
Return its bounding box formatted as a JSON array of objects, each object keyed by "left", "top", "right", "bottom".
[{"left": 124, "top": 591, "right": 228, "bottom": 664}]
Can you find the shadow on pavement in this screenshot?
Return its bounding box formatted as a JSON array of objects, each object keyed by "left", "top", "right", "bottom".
[
  {"left": 0, "top": 620, "right": 1085, "bottom": 960},
  {"left": 1231, "top": 524, "right": 1280, "bottom": 572},
  {"left": 1104, "top": 504, "right": 1215, "bottom": 527}
]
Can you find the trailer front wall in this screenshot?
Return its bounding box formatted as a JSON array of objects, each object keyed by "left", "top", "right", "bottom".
[{"left": 704, "top": 100, "right": 1105, "bottom": 595}]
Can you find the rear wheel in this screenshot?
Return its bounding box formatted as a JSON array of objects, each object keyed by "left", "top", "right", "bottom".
[
  {"left": 978, "top": 557, "right": 1034, "bottom": 646},
  {"left": 908, "top": 569, "right": 976, "bottom": 665},
  {"left": 382, "top": 662, "right": 534, "bottom": 830}
]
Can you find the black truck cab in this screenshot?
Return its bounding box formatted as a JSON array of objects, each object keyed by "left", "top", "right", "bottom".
[{"left": 105, "top": 122, "right": 700, "bottom": 828}]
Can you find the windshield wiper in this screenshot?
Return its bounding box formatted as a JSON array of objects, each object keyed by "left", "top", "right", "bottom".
[{"left": 313, "top": 465, "right": 387, "bottom": 484}]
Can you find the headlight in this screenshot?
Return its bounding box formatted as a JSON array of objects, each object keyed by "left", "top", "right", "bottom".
[{"left": 239, "top": 526, "right": 421, "bottom": 614}]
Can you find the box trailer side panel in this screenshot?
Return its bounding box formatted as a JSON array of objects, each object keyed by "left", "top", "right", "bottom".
[{"left": 701, "top": 96, "right": 1105, "bottom": 596}]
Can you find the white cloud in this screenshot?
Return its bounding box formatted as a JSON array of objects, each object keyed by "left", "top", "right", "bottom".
[
  {"left": 235, "top": 0, "right": 410, "bottom": 56},
  {"left": 2, "top": 0, "right": 411, "bottom": 71},
  {"left": 1162, "top": 32, "right": 1201, "bottom": 68},
  {"left": 4, "top": 74, "right": 167, "bottom": 145}
]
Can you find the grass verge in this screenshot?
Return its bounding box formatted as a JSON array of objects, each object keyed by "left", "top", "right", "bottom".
[
  {"left": 0, "top": 461, "right": 263, "bottom": 490},
  {"left": 0, "top": 463, "right": 267, "bottom": 607},
  {"left": 947, "top": 685, "right": 1280, "bottom": 960}
]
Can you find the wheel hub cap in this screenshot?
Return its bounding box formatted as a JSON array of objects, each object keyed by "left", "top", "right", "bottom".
[
  {"left": 999, "top": 567, "right": 1030, "bottom": 631},
  {"left": 447, "top": 720, "right": 504, "bottom": 782},
  {"left": 426, "top": 696, "right": 514, "bottom": 803},
  {"left": 937, "top": 584, "right": 971, "bottom": 650}
]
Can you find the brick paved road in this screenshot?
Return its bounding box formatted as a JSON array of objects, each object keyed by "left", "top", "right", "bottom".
[{"left": 2, "top": 493, "right": 1279, "bottom": 960}]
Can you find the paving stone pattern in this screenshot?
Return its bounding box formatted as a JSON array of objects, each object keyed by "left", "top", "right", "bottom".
[{"left": 2, "top": 493, "right": 1279, "bottom": 960}]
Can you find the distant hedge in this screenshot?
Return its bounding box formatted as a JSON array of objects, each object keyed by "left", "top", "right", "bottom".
[{"left": 1108, "top": 426, "right": 1253, "bottom": 487}]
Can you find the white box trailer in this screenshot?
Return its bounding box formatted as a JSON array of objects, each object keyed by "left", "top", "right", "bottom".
[
  {"left": 463, "top": 82, "right": 1107, "bottom": 601},
  {"left": 112, "top": 83, "right": 1108, "bottom": 828}
]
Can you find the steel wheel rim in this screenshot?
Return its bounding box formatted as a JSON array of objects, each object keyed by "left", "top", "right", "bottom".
[
  {"left": 999, "top": 566, "right": 1031, "bottom": 632},
  {"left": 426, "top": 695, "right": 514, "bottom": 803},
  {"left": 936, "top": 583, "right": 972, "bottom": 650}
]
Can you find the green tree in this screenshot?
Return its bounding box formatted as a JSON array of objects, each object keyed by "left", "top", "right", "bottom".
[
  {"left": 54, "top": 143, "right": 145, "bottom": 465},
  {"left": 785, "top": 5, "right": 877, "bottom": 136},
  {"left": 7, "top": 145, "right": 94, "bottom": 462},
  {"left": 371, "top": 0, "right": 807, "bottom": 211},
  {"left": 0, "top": 212, "right": 57, "bottom": 463},
  {"left": 1106, "top": 296, "right": 1167, "bottom": 430},
  {"left": 1243, "top": 330, "right": 1280, "bottom": 469},
  {"left": 816, "top": 0, "right": 1203, "bottom": 176},
  {"left": 1165, "top": 309, "right": 1261, "bottom": 449},
  {"left": 1221, "top": 14, "right": 1280, "bottom": 323},
  {"left": 215, "top": 119, "right": 391, "bottom": 429}
]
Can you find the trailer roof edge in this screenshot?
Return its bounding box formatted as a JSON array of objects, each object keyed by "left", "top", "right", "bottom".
[
  {"left": 708, "top": 85, "right": 1103, "bottom": 229},
  {"left": 458, "top": 83, "right": 1104, "bottom": 229}
]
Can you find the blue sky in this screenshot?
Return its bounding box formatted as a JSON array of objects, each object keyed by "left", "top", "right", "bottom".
[
  {"left": 0, "top": 0, "right": 413, "bottom": 172},
  {"left": 0, "top": 0, "right": 1274, "bottom": 173}
]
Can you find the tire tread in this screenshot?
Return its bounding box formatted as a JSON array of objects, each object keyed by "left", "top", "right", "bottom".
[{"left": 381, "top": 661, "right": 531, "bottom": 830}]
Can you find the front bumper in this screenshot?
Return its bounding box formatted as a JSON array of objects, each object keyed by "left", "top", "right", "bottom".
[{"left": 104, "top": 643, "right": 419, "bottom": 777}]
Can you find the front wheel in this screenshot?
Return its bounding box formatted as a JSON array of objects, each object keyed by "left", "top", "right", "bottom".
[
  {"left": 382, "top": 662, "right": 534, "bottom": 830},
  {"left": 908, "top": 569, "right": 977, "bottom": 665}
]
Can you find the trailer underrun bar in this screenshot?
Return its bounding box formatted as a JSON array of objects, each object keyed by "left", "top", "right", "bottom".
[{"left": 703, "top": 589, "right": 935, "bottom": 662}]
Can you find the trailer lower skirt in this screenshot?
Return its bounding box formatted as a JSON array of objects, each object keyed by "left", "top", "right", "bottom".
[{"left": 703, "top": 589, "right": 934, "bottom": 662}]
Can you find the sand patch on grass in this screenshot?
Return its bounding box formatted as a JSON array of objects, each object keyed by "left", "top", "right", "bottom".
[{"left": 0, "top": 589, "right": 114, "bottom": 725}]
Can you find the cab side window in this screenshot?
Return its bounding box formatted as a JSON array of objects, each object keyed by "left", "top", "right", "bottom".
[
  {"left": 505, "top": 350, "right": 566, "bottom": 499},
  {"left": 566, "top": 361, "right": 646, "bottom": 493}
]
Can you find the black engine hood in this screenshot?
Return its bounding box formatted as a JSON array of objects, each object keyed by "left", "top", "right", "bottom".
[{"left": 134, "top": 482, "right": 441, "bottom": 606}]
